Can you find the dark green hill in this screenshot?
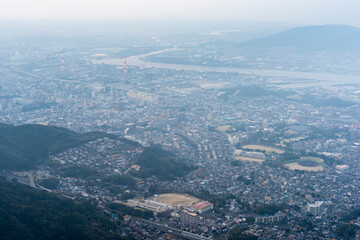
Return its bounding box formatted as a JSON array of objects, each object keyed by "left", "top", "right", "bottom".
[
  {"left": 131, "top": 146, "right": 194, "bottom": 180},
  {"left": 0, "top": 181, "right": 127, "bottom": 240},
  {"left": 236, "top": 25, "right": 360, "bottom": 52},
  {"left": 0, "top": 123, "right": 125, "bottom": 170}
]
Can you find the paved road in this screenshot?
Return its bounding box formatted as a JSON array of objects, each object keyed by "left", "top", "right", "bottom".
[
  {"left": 28, "top": 171, "right": 36, "bottom": 188},
  {"left": 137, "top": 218, "right": 212, "bottom": 240}
]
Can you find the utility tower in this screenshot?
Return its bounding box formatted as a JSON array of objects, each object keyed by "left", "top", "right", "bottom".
[
  {"left": 123, "top": 56, "right": 128, "bottom": 78},
  {"left": 61, "top": 51, "right": 65, "bottom": 72}
]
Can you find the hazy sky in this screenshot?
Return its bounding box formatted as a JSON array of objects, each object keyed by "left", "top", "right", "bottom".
[{"left": 1, "top": 0, "right": 360, "bottom": 26}]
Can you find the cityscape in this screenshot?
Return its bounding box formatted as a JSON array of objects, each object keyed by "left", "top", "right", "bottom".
[{"left": 0, "top": 1, "right": 360, "bottom": 240}]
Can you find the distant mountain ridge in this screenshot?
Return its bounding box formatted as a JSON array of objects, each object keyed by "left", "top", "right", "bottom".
[
  {"left": 235, "top": 25, "right": 360, "bottom": 51},
  {"left": 0, "top": 123, "right": 133, "bottom": 170}
]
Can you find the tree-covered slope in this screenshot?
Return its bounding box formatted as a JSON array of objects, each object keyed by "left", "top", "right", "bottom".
[
  {"left": 131, "top": 146, "right": 194, "bottom": 180},
  {"left": 0, "top": 181, "right": 126, "bottom": 240},
  {"left": 0, "top": 123, "right": 116, "bottom": 170}
]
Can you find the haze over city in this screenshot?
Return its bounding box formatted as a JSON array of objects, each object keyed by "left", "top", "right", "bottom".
[
  {"left": 0, "top": 0, "right": 360, "bottom": 240},
  {"left": 0, "top": 0, "right": 359, "bottom": 26}
]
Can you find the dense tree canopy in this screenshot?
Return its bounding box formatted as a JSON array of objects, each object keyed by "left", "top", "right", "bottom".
[
  {"left": 0, "top": 181, "right": 126, "bottom": 240},
  {"left": 131, "top": 146, "right": 194, "bottom": 180},
  {"left": 0, "top": 124, "right": 117, "bottom": 170}
]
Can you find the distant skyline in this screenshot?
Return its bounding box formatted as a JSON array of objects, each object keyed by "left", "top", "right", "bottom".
[{"left": 1, "top": 0, "right": 360, "bottom": 27}]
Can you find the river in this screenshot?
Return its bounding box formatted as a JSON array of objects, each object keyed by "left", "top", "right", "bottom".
[{"left": 93, "top": 49, "right": 360, "bottom": 88}]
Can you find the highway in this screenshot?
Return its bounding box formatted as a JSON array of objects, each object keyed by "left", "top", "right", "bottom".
[{"left": 137, "top": 218, "right": 212, "bottom": 240}]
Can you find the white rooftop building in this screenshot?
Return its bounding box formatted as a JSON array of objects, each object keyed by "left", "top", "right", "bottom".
[{"left": 307, "top": 201, "right": 325, "bottom": 216}]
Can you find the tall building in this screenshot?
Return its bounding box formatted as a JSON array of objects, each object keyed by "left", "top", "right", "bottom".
[
  {"left": 180, "top": 210, "right": 199, "bottom": 224},
  {"left": 307, "top": 201, "right": 324, "bottom": 216}
]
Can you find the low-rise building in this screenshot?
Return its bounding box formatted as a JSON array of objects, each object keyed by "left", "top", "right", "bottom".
[
  {"left": 128, "top": 199, "right": 170, "bottom": 213},
  {"left": 192, "top": 201, "right": 213, "bottom": 214},
  {"left": 255, "top": 212, "right": 285, "bottom": 224}
]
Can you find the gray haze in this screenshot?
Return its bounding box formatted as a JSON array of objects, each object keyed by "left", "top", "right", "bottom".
[{"left": 1, "top": 0, "right": 360, "bottom": 26}]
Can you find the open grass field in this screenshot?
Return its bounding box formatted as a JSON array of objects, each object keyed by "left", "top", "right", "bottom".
[
  {"left": 216, "top": 125, "right": 232, "bottom": 132},
  {"left": 285, "top": 162, "right": 324, "bottom": 172},
  {"left": 153, "top": 193, "right": 200, "bottom": 206},
  {"left": 234, "top": 156, "right": 264, "bottom": 163},
  {"left": 242, "top": 145, "right": 285, "bottom": 154}
]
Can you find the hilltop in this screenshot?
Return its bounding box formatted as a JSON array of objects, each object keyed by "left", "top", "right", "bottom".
[
  {"left": 0, "top": 123, "right": 137, "bottom": 170},
  {"left": 236, "top": 25, "right": 360, "bottom": 52},
  {"left": 130, "top": 146, "right": 194, "bottom": 180}
]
